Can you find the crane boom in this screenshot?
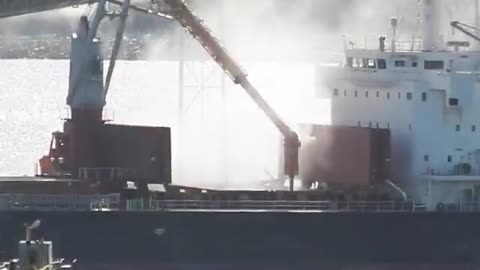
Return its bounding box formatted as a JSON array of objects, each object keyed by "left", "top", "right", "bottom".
[
  {"left": 451, "top": 21, "right": 480, "bottom": 42},
  {"left": 0, "top": 0, "right": 90, "bottom": 18},
  {"left": 163, "top": 0, "right": 300, "bottom": 190}
]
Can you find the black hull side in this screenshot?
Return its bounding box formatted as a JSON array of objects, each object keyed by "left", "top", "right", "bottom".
[{"left": 1, "top": 211, "right": 479, "bottom": 268}]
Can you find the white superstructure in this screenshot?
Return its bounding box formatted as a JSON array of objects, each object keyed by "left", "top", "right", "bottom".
[{"left": 321, "top": 0, "right": 480, "bottom": 210}]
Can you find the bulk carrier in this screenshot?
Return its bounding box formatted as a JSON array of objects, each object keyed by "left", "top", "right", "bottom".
[{"left": 2, "top": 0, "right": 480, "bottom": 269}]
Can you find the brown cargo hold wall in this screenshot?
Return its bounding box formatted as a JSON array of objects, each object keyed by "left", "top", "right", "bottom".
[
  {"left": 299, "top": 125, "right": 391, "bottom": 188},
  {"left": 67, "top": 122, "right": 172, "bottom": 184},
  {"left": 98, "top": 124, "right": 172, "bottom": 183}
]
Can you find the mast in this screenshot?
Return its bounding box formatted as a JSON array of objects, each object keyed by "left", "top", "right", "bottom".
[
  {"left": 474, "top": 0, "right": 480, "bottom": 50},
  {"left": 422, "top": 0, "right": 440, "bottom": 51}
]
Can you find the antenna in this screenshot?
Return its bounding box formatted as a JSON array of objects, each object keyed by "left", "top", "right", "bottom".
[
  {"left": 391, "top": 17, "right": 398, "bottom": 52},
  {"left": 421, "top": 0, "right": 440, "bottom": 51},
  {"left": 475, "top": 0, "right": 480, "bottom": 51}
]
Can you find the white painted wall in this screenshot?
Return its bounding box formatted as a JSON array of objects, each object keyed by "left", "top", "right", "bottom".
[{"left": 323, "top": 48, "right": 480, "bottom": 204}]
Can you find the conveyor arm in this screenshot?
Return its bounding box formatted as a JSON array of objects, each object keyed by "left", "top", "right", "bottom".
[{"left": 163, "top": 0, "right": 300, "bottom": 189}]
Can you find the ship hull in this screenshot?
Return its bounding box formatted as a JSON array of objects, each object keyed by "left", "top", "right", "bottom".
[{"left": 1, "top": 211, "right": 479, "bottom": 269}]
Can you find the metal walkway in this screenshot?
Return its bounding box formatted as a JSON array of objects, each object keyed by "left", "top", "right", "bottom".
[{"left": 127, "top": 199, "right": 427, "bottom": 213}]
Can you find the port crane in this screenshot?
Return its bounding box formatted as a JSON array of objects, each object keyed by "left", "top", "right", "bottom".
[{"left": 0, "top": 0, "right": 301, "bottom": 191}]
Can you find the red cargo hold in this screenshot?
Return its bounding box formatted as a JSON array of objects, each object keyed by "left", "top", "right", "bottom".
[{"left": 299, "top": 125, "right": 390, "bottom": 188}]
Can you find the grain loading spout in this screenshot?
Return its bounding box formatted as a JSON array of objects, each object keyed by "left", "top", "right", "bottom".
[{"left": 161, "top": 0, "right": 301, "bottom": 190}]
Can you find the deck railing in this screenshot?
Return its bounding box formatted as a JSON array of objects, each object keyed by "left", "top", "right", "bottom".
[
  {"left": 78, "top": 167, "right": 134, "bottom": 181},
  {"left": 127, "top": 199, "right": 425, "bottom": 212},
  {"left": 0, "top": 194, "right": 120, "bottom": 211}
]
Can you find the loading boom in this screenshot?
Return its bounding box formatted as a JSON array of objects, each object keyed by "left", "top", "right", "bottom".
[{"left": 162, "top": 0, "right": 300, "bottom": 190}]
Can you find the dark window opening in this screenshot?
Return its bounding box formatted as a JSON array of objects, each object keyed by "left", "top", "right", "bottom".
[
  {"left": 398, "top": 92, "right": 401, "bottom": 99},
  {"left": 456, "top": 125, "right": 461, "bottom": 132},
  {"left": 365, "top": 91, "right": 369, "bottom": 98},
  {"left": 362, "top": 59, "right": 368, "bottom": 68},
  {"left": 369, "top": 121, "right": 372, "bottom": 128},
  {"left": 354, "top": 90, "right": 358, "bottom": 97},
  {"left": 357, "top": 121, "right": 361, "bottom": 127},
  {"left": 424, "top": 60, "right": 444, "bottom": 70},
  {"left": 387, "top": 92, "right": 390, "bottom": 99},
  {"left": 448, "top": 155, "right": 452, "bottom": 163},
  {"left": 412, "top": 62, "right": 418, "bottom": 67},
  {"left": 449, "top": 98, "right": 458, "bottom": 106},
  {"left": 347, "top": 57, "right": 353, "bottom": 68},
  {"left": 344, "top": 90, "right": 347, "bottom": 97},
  {"left": 387, "top": 122, "right": 390, "bottom": 129},
  {"left": 422, "top": 92, "right": 427, "bottom": 102},
  {"left": 333, "top": 88, "right": 339, "bottom": 96},
  {"left": 424, "top": 155, "right": 429, "bottom": 162},
  {"left": 409, "top": 124, "right": 412, "bottom": 131},
  {"left": 395, "top": 60, "right": 406, "bottom": 67},
  {"left": 407, "top": 92, "right": 413, "bottom": 100},
  {"left": 376, "top": 122, "right": 379, "bottom": 128},
  {"left": 91, "top": 58, "right": 102, "bottom": 75},
  {"left": 376, "top": 91, "right": 380, "bottom": 98},
  {"left": 352, "top": 58, "right": 359, "bottom": 68},
  {"left": 473, "top": 125, "right": 476, "bottom": 132},
  {"left": 377, "top": 59, "right": 387, "bottom": 69}
]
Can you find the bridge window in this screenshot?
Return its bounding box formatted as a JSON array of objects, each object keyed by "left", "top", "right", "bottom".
[
  {"left": 352, "top": 58, "right": 364, "bottom": 68},
  {"left": 449, "top": 98, "right": 458, "bottom": 106},
  {"left": 377, "top": 59, "right": 387, "bottom": 69},
  {"left": 395, "top": 60, "right": 406, "bottom": 67},
  {"left": 367, "top": 59, "right": 376, "bottom": 69},
  {"left": 333, "top": 88, "right": 339, "bottom": 97},
  {"left": 347, "top": 57, "right": 353, "bottom": 67},
  {"left": 362, "top": 59, "right": 368, "bottom": 68},
  {"left": 424, "top": 60, "right": 444, "bottom": 70}
]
